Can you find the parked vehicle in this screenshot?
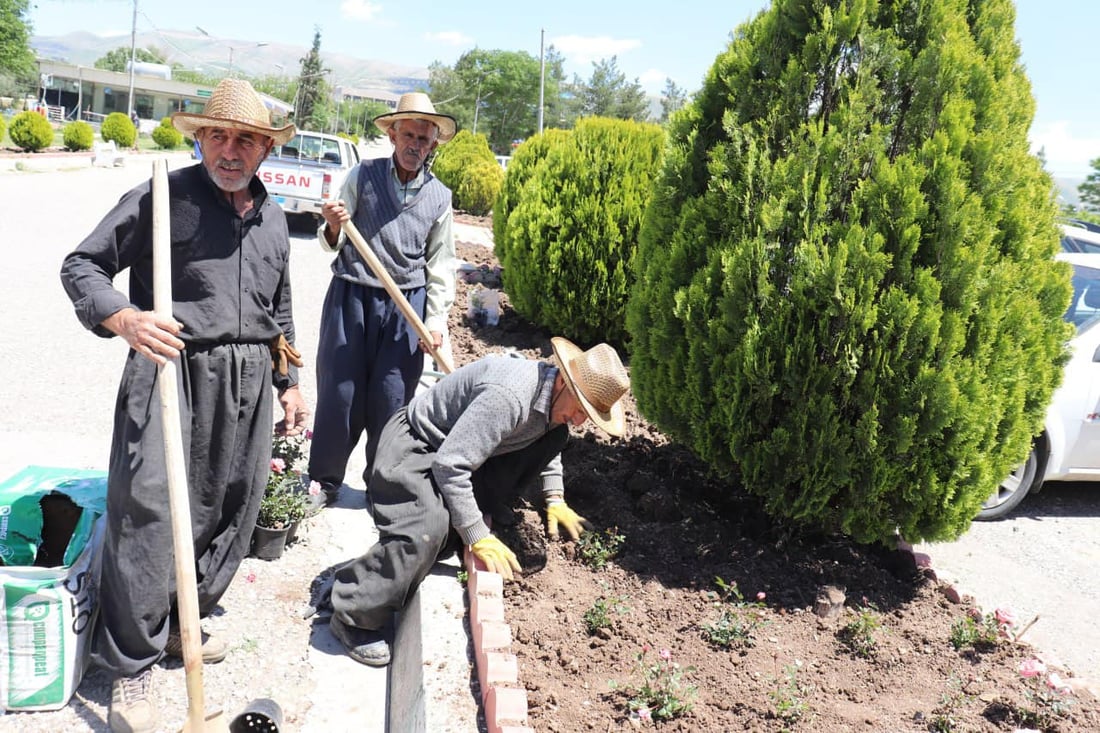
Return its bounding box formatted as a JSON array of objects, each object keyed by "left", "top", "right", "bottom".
[
  {"left": 979, "top": 247, "right": 1100, "bottom": 518},
  {"left": 1060, "top": 220, "right": 1100, "bottom": 253},
  {"left": 259, "top": 130, "right": 361, "bottom": 222}
]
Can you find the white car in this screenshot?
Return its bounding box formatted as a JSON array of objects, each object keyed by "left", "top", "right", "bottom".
[{"left": 979, "top": 227, "right": 1100, "bottom": 518}]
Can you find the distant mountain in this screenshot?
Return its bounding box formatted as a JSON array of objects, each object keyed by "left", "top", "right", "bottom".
[
  {"left": 1055, "top": 176, "right": 1084, "bottom": 208},
  {"left": 30, "top": 30, "right": 429, "bottom": 93}
]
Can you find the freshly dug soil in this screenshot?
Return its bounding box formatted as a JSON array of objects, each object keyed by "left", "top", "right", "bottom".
[{"left": 447, "top": 216, "right": 1100, "bottom": 733}]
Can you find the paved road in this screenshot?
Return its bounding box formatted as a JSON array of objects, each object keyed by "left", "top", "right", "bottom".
[{"left": 917, "top": 482, "right": 1100, "bottom": 683}]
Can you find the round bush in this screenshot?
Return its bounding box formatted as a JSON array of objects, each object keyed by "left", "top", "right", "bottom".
[
  {"left": 493, "top": 117, "right": 664, "bottom": 347},
  {"left": 101, "top": 112, "right": 136, "bottom": 147},
  {"left": 455, "top": 160, "right": 504, "bottom": 217},
  {"left": 62, "top": 120, "right": 94, "bottom": 151},
  {"left": 8, "top": 110, "right": 54, "bottom": 152},
  {"left": 152, "top": 118, "right": 183, "bottom": 149},
  {"left": 432, "top": 130, "right": 504, "bottom": 214}
]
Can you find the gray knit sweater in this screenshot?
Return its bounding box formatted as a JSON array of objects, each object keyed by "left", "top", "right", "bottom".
[{"left": 406, "top": 355, "right": 565, "bottom": 544}]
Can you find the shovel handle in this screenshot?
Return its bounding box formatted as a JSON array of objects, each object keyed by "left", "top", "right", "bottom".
[
  {"left": 341, "top": 220, "right": 454, "bottom": 375},
  {"left": 152, "top": 159, "right": 209, "bottom": 731}
]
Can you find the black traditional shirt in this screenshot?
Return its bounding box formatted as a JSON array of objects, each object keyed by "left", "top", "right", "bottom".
[{"left": 60, "top": 163, "right": 299, "bottom": 389}]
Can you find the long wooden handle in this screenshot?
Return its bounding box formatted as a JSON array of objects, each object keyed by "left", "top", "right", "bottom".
[
  {"left": 152, "top": 159, "right": 207, "bottom": 732},
  {"left": 341, "top": 220, "right": 454, "bottom": 374}
]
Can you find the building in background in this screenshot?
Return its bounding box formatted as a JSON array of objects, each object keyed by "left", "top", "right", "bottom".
[{"left": 34, "top": 59, "right": 293, "bottom": 124}]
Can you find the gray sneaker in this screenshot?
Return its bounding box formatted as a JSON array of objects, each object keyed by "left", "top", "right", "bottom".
[
  {"left": 329, "top": 616, "right": 390, "bottom": 667},
  {"left": 108, "top": 668, "right": 157, "bottom": 733}
]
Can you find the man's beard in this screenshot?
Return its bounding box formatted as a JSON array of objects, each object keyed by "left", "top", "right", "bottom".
[{"left": 206, "top": 157, "right": 258, "bottom": 193}]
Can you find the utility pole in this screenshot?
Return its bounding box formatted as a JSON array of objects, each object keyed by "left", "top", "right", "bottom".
[
  {"left": 537, "top": 28, "right": 545, "bottom": 134},
  {"left": 127, "top": 0, "right": 138, "bottom": 118}
]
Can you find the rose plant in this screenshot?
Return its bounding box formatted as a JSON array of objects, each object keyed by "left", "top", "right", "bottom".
[{"left": 256, "top": 431, "right": 317, "bottom": 529}]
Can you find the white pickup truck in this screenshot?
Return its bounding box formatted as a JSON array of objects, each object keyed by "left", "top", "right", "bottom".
[{"left": 259, "top": 130, "right": 361, "bottom": 222}]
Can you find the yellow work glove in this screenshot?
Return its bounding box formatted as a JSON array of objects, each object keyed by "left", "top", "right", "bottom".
[
  {"left": 546, "top": 500, "right": 592, "bottom": 541},
  {"left": 470, "top": 535, "right": 522, "bottom": 581}
]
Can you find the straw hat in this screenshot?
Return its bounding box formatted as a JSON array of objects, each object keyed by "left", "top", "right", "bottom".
[
  {"left": 373, "top": 92, "right": 456, "bottom": 143},
  {"left": 172, "top": 78, "right": 296, "bottom": 146},
  {"left": 550, "top": 337, "right": 630, "bottom": 437}
]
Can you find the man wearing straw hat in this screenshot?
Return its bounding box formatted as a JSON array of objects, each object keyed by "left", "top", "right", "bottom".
[
  {"left": 60, "top": 78, "right": 308, "bottom": 733},
  {"left": 328, "top": 338, "right": 630, "bottom": 667},
  {"left": 305, "top": 91, "right": 458, "bottom": 512}
]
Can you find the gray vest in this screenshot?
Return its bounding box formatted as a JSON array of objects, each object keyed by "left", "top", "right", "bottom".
[{"left": 332, "top": 156, "right": 452, "bottom": 289}]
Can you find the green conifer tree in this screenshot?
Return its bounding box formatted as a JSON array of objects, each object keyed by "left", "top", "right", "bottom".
[{"left": 626, "top": 0, "right": 1070, "bottom": 544}]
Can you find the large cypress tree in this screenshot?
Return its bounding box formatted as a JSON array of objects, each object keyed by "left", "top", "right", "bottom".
[{"left": 626, "top": 0, "right": 1071, "bottom": 544}]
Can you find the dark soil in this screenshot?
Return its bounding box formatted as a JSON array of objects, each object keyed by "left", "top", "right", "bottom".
[{"left": 447, "top": 214, "right": 1100, "bottom": 732}]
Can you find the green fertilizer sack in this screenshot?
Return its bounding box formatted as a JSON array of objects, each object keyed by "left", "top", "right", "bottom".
[{"left": 0, "top": 466, "right": 108, "bottom": 711}]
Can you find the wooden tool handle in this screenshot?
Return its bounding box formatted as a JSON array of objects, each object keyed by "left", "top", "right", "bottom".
[
  {"left": 341, "top": 220, "right": 455, "bottom": 374},
  {"left": 152, "top": 159, "right": 208, "bottom": 731}
]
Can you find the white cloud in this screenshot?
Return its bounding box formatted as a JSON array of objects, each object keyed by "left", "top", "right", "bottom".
[
  {"left": 638, "top": 68, "right": 667, "bottom": 93},
  {"left": 340, "top": 0, "right": 382, "bottom": 21},
  {"left": 551, "top": 35, "right": 641, "bottom": 67},
  {"left": 423, "top": 30, "right": 473, "bottom": 47},
  {"left": 1031, "top": 120, "right": 1100, "bottom": 178}
]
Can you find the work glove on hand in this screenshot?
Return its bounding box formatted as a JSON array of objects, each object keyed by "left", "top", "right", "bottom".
[
  {"left": 271, "top": 333, "right": 304, "bottom": 376},
  {"left": 546, "top": 500, "right": 592, "bottom": 541},
  {"left": 470, "top": 535, "right": 522, "bottom": 581}
]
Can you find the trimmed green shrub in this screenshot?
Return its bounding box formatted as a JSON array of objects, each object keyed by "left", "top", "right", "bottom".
[
  {"left": 431, "top": 130, "right": 504, "bottom": 214},
  {"left": 62, "top": 120, "right": 94, "bottom": 151},
  {"left": 492, "top": 128, "right": 571, "bottom": 248},
  {"left": 8, "top": 110, "right": 53, "bottom": 152},
  {"left": 0, "top": 114, "right": 6, "bottom": 145},
  {"left": 152, "top": 117, "right": 183, "bottom": 149},
  {"left": 494, "top": 117, "right": 664, "bottom": 347},
  {"left": 626, "top": 0, "right": 1070, "bottom": 545},
  {"left": 455, "top": 160, "right": 504, "bottom": 216},
  {"left": 101, "top": 112, "right": 136, "bottom": 147}
]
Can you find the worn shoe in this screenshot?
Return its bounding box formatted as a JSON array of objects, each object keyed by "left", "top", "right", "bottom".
[
  {"left": 165, "top": 628, "right": 228, "bottom": 664},
  {"left": 329, "top": 616, "right": 391, "bottom": 667},
  {"left": 108, "top": 668, "right": 157, "bottom": 733}
]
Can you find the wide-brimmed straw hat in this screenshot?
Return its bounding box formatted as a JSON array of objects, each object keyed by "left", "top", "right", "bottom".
[
  {"left": 373, "top": 92, "right": 456, "bottom": 143},
  {"left": 172, "top": 78, "right": 296, "bottom": 146},
  {"left": 550, "top": 337, "right": 630, "bottom": 437}
]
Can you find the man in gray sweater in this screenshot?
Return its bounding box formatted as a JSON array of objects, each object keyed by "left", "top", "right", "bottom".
[{"left": 328, "top": 337, "right": 630, "bottom": 666}]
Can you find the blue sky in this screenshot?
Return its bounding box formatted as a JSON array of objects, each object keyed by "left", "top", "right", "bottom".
[{"left": 28, "top": 0, "right": 1100, "bottom": 177}]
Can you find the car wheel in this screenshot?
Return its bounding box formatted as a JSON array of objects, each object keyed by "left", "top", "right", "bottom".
[{"left": 976, "top": 446, "right": 1040, "bottom": 520}]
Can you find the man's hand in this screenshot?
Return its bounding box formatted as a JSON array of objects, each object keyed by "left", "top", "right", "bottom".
[
  {"left": 320, "top": 200, "right": 350, "bottom": 244},
  {"left": 276, "top": 385, "right": 309, "bottom": 437},
  {"left": 102, "top": 307, "right": 184, "bottom": 366},
  {"left": 470, "top": 535, "right": 522, "bottom": 581},
  {"left": 418, "top": 329, "right": 444, "bottom": 354},
  {"left": 547, "top": 500, "right": 592, "bottom": 541}
]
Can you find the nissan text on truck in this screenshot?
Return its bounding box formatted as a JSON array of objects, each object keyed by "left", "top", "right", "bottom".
[{"left": 259, "top": 130, "right": 361, "bottom": 224}]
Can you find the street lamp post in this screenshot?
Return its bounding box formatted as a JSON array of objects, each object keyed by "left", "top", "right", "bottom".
[
  {"left": 195, "top": 27, "right": 267, "bottom": 77},
  {"left": 228, "top": 43, "right": 268, "bottom": 77}
]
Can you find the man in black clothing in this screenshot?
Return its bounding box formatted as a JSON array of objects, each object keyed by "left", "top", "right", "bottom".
[{"left": 60, "top": 78, "right": 307, "bottom": 733}]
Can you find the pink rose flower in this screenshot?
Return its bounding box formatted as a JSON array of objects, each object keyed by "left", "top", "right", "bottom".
[
  {"left": 1018, "top": 658, "right": 1046, "bottom": 677},
  {"left": 756, "top": 592, "right": 766, "bottom": 601},
  {"left": 1046, "top": 673, "right": 1072, "bottom": 694},
  {"left": 270, "top": 457, "right": 286, "bottom": 473},
  {"left": 308, "top": 480, "right": 322, "bottom": 496},
  {"left": 305, "top": 429, "right": 313, "bottom": 440}
]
